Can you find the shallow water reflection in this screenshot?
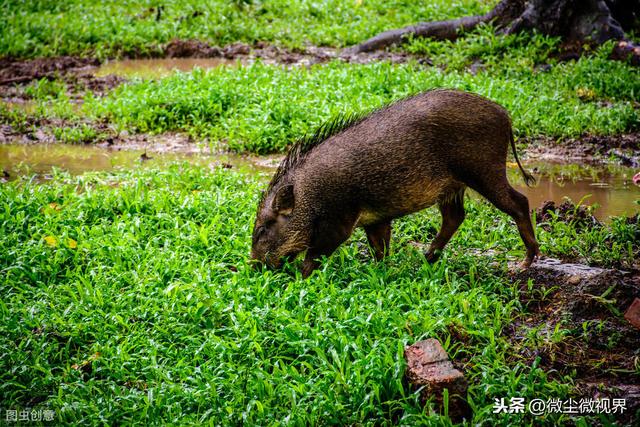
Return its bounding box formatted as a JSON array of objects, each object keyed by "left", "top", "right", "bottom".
[
  {"left": 1, "top": 143, "right": 638, "bottom": 220},
  {"left": 95, "top": 57, "right": 241, "bottom": 78}
]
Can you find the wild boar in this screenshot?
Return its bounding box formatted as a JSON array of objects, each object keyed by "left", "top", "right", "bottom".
[{"left": 251, "top": 89, "right": 540, "bottom": 277}]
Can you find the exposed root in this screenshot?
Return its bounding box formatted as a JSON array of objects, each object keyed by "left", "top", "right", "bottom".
[{"left": 349, "top": 0, "right": 640, "bottom": 66}]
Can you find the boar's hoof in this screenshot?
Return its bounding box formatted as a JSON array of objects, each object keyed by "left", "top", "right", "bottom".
[
  {"left": 519, "top": 260, "right": 532, "bottom": 270},
  {"left": 424, "top": 249, "right": 442, "bottom": 263},
  {"left": 519, "top": 255, "right": 539, "bottom": 270}
]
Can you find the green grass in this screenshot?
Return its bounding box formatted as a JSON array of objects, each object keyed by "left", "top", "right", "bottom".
[
  {"left": 404, "top": 24, "right": 562, "bottom": 71},
  {"left": 2, "top": 2, "right": 639, "bottom": 425},
  {"left": 82, "top": 42, "right": 638, "bottom": 153},
  {"left": 3, "top": 29, "right": 637, "bottom": 154},
  {"left": 1, "top": 166, "right": 637, "bottom": 425},
  {"left": 0, "top": 0, "right": 495, "bottom": 59}
]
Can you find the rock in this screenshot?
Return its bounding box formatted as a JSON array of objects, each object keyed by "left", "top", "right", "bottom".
[
  {"left": 222, "top": 42, "right": 251, "bottom": 58},
  {"left": 528, "top": 257, "right": 612, "bottom": 280},
  {"left": 624, "top": 298, "right": 640, "bottom": 330},
  {"left": 33, "top": 129, "right": 48, "bottom": 142},
  {"left": 164, "top": 39, "right": 222, "bottom": 58},
  {"left": 405, "top": 339, "right": 470, "bottom": 420},
  {"left": 469, "top": 60, "right": 485, "bottom": 75}
]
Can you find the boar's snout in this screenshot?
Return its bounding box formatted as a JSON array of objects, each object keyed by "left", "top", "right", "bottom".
[{"left": 249, "top": 248, "right": 283, "bottom": 270}]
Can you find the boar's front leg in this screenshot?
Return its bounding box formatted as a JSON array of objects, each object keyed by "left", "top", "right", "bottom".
[
  {"left": 425, "top": 191, "right": 466, "bottom": 263},
  {"left": 364, "top": 221, "right": 391, "bottom": 261},
  {"left": 301, "top": 212, "right": 359, "bottom": 278}
]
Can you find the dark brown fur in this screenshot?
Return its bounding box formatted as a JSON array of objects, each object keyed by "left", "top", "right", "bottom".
[{"left": 251, "top": 89, "right": 540, "bottom": 277}]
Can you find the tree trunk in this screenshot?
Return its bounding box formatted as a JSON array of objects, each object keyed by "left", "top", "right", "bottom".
[{"left": 349, "top": 0, "right": 640, "bottom": 65}]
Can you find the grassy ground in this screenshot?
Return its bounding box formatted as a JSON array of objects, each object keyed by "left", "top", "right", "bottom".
[
  {"left": 86, "top": 45, "right": 638, "bottom": 153},
  {"left": 0, "top": 0, "right": 496, "bottom": 58},
  {"left": 2, "top": 33, "right": 639, "bottom": 153},
  {"left": 1, "top": 1, "right": 639, "bottom": 425},
  {"left": 1, "top": 166, "right": 637, "bottom": 425}
]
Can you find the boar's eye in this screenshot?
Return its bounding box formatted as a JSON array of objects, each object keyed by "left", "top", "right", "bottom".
[{"left": 253, "top": 225, "right": 266, "bottom": 243}]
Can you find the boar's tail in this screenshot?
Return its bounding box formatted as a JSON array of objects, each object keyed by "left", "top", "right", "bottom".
[{"left": 510, "top": 133, "right": 536, "bottom": 187}]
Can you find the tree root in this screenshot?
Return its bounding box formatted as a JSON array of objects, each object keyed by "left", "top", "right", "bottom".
[
  {"left": 347, "top": 0, "right": 640, "bottom": 66},
  {"left": 345, "top": 13, "right": 495, "bottom": 54}
]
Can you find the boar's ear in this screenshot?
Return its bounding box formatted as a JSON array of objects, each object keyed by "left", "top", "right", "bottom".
[{"left": 272, "top": 185, "right": 294, "bottom": 216}]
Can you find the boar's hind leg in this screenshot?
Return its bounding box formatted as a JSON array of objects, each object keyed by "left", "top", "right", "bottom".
[
  {"left": 364, "top": 221, "right": 392, "bottom": 261},
  {"left": 425, "top": 189, "right": 466, "bottom": 263},
  {"left": 470, "top": 179, "right": 540, "bottom": 268}
]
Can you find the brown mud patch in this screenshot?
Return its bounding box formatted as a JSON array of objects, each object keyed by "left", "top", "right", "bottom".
[
  {"left": 0, "top": 56, "right": 98, "bottom": 85},
  {"left": 524, "top": 133, "right": 640, "bottom": 167},
  {"left": 0, "top": 115, "right": 197, "bottom": 153},
  {"left": 0, "top": 40, "right": 418, "bottom": 88},
  {"left": 0, "top": 56, "right": 125, "bottom": 103},
  {"left": 508, "top": 261, "right": 640, "bottom": 423},
  {"left": 144, "top": 39, "right": 418, "bottom": 66},
  {"left": 535, "top": 200, "right": 602, "bottom": 232}
]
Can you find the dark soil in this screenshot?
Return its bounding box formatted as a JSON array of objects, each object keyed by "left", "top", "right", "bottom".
[
  {"left": 0, "top": 116, "right": 197, "bottom": 152},
  {"left": 152, "top": 39, "right": 418, "bottom": 66},
  {"left": 0, "top": 57, "right": 125, "bottom": 102},
  {"left": 164, "top": 39, "right": 225, "bottom": 58},
  {"left": 0, "top": 56, "right": 98, "bottom": 85},
  {"left": 524, "top": 133, "right": 640, "bottom": 167},
  {"left": 509, "top": 264, "right": 640, "bottom": 424},
  {"left": 535, "top": 200, "right": 602, "bottom": 232}
]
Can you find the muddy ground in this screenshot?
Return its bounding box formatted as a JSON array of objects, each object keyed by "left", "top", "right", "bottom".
[
  {"left": 3, "top": 114, "right": 639, "bottom": 169},
  {"left": 447, "top": 256, "right": 640, "bottom": 424},
  {"left": 1, "top": 40, "right": 639, "bottom": 166},
  {"left": 0, "top": 40, "right": 417, "bottom": 89},
  {"left": 526, "top": 134, "right": 640, "bottom": 168},
  {"left": 511, "top": 262, "right": 640, "bottom": 424}
]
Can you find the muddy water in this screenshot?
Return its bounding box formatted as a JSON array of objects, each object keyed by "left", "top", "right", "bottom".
[
  {"left": 513, "top": 163, "right": 639, "bottom": 220},
  {"left": 1, "top": 143, "right": 639, "bottom": 220},
  {"left": 94, "top": 58, "right": 241, "bottom": 78},
  {"left": 0, "top": 143, "right": 279, "bottom": 178}
]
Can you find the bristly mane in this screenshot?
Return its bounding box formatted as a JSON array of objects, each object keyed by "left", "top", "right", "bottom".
[{"left": 265, "top": 112, "right": 368, "bottom": 194}]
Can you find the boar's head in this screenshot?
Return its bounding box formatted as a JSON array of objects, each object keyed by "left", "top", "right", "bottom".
[{"left": 251, "top": 182, "right": 307, "bottom": 269}]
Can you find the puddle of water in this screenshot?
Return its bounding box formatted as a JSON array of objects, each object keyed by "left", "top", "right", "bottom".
[
  {"left": 0, "top": 143, "right": 277, "bottom": 179},
  {"left": 509, "top": 162, "right": 640, "bottom": 219},
  {"left": 1, "top": 143, "right": 638, "bottom": 220},
  {"left": 94, "top": 58, "right": 241, "bottom": 78}
]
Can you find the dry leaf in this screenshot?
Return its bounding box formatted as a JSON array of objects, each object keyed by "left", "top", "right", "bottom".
[
  {"left": 576, "top": 87, "right": 596, "bottom": 100},
  {"left": 72, "top": 352, "right": 100, "bottom": 373},
  {"left": 67, "top": 238, "right": 77, "bottom": 249},
  {"left": 44, "top": 235, "right": 58, "bottom": 247}
]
